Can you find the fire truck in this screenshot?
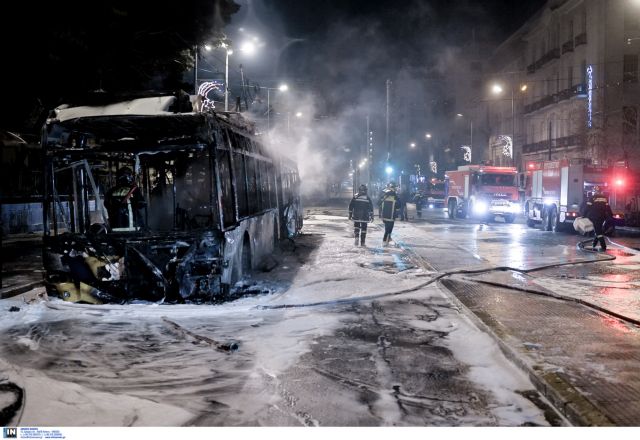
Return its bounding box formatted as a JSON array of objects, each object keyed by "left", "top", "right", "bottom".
[
  {"left": 444, "top": 165, "right": 520, "bottom": 222},
  {"left": 523, "top": 158, "right": 631, "bottom": 231},
  {"left": 413, "top": 177, "right": 446, "bottom": 209}
]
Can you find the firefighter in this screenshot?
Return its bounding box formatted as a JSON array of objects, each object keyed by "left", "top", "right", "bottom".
[
  {"left": 348, "top": 184, "right": 374, "bottom": 246},
  {"left": 397, "top": 189, "right": 408, "bottom": 221},
  {"left": 380, "top": 182, "right": 400, "bottom": 246},
  {"left": 105, "top": 167, "right": 146, "bottom": 232},
  {"left": 583, "top": 185, "right": 613, "bottom": 251},
  {"left": 413, "top": 190, "right": 425, "bottom": 218}
]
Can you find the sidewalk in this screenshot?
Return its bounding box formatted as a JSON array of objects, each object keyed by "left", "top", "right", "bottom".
[
  {"left": 388, "top": 218, "right": 640, "bottom": 426},
  {"left": 0, "top": 233, "right": 43, "bottom": 298}
]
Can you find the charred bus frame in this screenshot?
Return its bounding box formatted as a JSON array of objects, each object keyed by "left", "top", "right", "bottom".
[{"left": 41, "top": 95, "right": 302, "bottom": 304}]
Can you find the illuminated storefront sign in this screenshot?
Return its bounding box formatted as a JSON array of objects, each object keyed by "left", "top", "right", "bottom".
[{"left": 587, "top": 65, "right": 593, "bottom": 128}]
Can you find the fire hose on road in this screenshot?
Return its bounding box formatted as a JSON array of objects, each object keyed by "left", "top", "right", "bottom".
[{"left": 257, "top": 236, "right": 640, "bottom": 328}]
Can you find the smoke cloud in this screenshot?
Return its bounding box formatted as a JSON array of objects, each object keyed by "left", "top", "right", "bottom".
[{"left": 227, "top": 0, "right": 511, "bottom": 196}]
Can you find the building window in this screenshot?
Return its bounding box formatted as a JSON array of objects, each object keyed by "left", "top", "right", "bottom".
[
  {"left": 623, "top": 106, "right": 638, "bottom": 135},
  {"left": 567, "top": 20, "right": 574, "bottom": 41},
  {"left": 623, "top": 106, "right": 638, "bottom": 150},
  {"left": 623, "top": 54, "right": 639, "bottom": 83}
]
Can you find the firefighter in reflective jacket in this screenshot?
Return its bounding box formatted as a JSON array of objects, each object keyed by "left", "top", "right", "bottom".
[
  {"left": 349, "top": 184, "right": 374, "bottom": 246},
  {"left": 105, "top": 167, "right": 146, "bottom": 232},
  {"left": 380, "top": 182, "right": 400, "bottom": 246},
  {"left": 583, "top": 186, "right": 613, "bottom": 251}
]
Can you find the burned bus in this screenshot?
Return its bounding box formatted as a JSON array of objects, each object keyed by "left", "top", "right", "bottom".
[{"left": 41, "top": 92, "right": 302, "bottom": 304}]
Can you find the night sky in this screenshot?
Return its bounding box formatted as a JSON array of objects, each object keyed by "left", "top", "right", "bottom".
[
  {"left": 218, "top": 0, "right": 547, "bottom": 124},
  {"left": 230, "top": 0, "right": 547, "bottom": 79},
  {"left": 0, "top": 0, "right": 548, "bottom": 133}
]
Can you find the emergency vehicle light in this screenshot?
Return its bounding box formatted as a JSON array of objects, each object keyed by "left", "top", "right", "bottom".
[{"left": 615, "top": 179, "right": 624, "bottom": 186}]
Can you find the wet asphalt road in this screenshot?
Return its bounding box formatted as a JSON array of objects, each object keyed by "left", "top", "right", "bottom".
[
  {"left": 2, "top": 199, "right": 640, "bottom": 426},
  {"left": 0, "top": 202, "right": 557, "bottom": 427}
]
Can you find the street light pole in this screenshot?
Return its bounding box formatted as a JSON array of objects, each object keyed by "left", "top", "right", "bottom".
[
  {"left": 267, "top": 88, "right": 271, "bottom": 134},
  {"left": 511, "top": 79, "right": 515, "bottom": 167},
  {"left": 224, "top": 48, "right": 230, "bottom": 111},
  {"left": 262, "top": 84, "right": 288, "bottom": 140},
  {"left": 194, "top": 45, "right": 199, "bottom": 95}
]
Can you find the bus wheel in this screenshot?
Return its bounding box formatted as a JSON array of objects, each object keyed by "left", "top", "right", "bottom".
[
  {"left": 273, "top": 219, "right": 279, "bottom": 249},
  {"left": 242, "top": 235, "right": 252, "bottom": 274},
  {"left": 504, "top": 214, "right": 515, "bottom": 223}
]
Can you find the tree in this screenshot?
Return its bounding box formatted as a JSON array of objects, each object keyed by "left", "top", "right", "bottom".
[{"left": 0, "top": 0, "right": 240, "bottom": 133}]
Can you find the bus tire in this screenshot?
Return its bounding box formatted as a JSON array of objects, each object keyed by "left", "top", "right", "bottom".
[
  {"left": 242, "top": 234, "right": 252, "bottom": 274},
  {"left": 504, "top": 214, "right": 515, "bottom": 223}
]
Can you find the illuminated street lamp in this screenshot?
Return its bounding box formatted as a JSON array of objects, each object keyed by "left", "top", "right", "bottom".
[
  {"left": 260, "top": 84, "right": 289, "bottom": 135},
  {"left": 409, "top": 142, "right": 416, "bottom": 148},
  {"left": 287, "top": 110, "right": 303, "bottom": 135},
  {"left": 425, "top": 133, "right": 432, "bottom": 139},
  {"left": 241, "top": 41, "right": 257, "bottom": 55}
]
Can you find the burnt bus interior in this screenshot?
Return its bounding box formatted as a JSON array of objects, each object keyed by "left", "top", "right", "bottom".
[{"left": 42, "top": 109, "right": 301, "bottom": 304}]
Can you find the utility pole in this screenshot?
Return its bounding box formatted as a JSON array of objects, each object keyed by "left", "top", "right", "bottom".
[
  {"left": 511, "top": 77, "right": 515, "bottom": 168},
  {"left": 224, "top": 48, "right": 230, "bottom": 112},
  {"left": 239, "top": 64, "right": 247, "bottom": 112},
  {"left": 386, "top": 79, "right": 391, "bottom": 161}
]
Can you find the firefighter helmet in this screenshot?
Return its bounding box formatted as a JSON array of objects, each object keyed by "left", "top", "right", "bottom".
[{"left": 358, "top": 184, "right": 368, "bottom": 194}]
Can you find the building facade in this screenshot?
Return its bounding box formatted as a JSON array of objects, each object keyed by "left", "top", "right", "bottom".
[{"left": 489, "top": 0, "right": 640, "bottom": 171}]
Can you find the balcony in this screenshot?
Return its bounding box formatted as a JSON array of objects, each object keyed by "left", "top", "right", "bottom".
[
  {"left": 524, "top": 94, "right": 557, "bottom": 114},
  {"left": 522, "top": 135, "right": 584, "bottom": 155},
  {"left": 523, "top": 83, "right": 587, "bottom": 114},
  {"left": 532, "top": 48, "right": 561, "bottom": 70},
  {"left": 562, "top": 40, "right": 574, "bottom": 54},
  {"left": 574, "top": 32, "right": 587, "bottom": 47},
  {"left": 557, "top": 83, "right": 588, "bottom": 101}
]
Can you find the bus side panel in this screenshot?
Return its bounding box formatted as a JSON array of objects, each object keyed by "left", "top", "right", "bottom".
[{"left": 221, "top": 210, "right": 277, "bottom": 286}]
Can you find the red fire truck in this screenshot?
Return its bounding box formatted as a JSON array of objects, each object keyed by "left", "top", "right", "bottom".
[
  {"left": 523, "top": 158, "right": 631, "bottom": 231},
  {"left": 444, "top": 165, "right": 520, "bottom": 222}
]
